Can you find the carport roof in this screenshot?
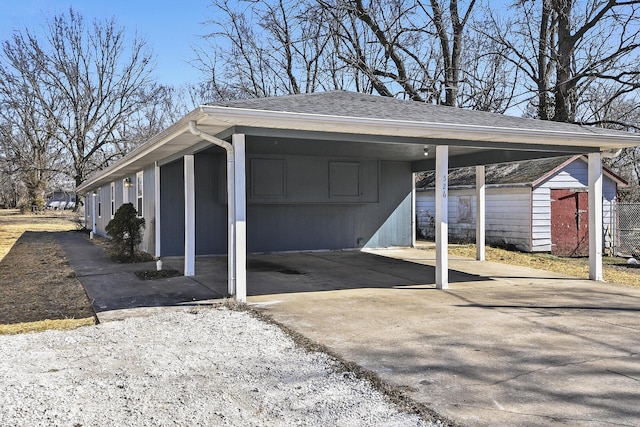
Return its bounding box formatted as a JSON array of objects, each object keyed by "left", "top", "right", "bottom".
[
  {"left": 77, "top": 91, "right": 640, "bottom": 193},
  {"left": 416, "top": 155, "right": 628, "bottom": 189}
]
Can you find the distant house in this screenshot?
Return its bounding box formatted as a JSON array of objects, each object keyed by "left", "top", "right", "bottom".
[
  {"left": 416, "top": 155, "right": 626, "bottom": 256},
  {"left": 45, "top": 190, "right": 76, "bottom": 210}
]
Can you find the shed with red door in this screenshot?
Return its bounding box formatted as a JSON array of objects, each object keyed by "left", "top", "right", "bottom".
[{"left": 416, "top": 155, "right": 626, "bottom": 256}]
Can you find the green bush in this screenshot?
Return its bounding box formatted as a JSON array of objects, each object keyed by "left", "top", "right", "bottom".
[{"left": 105, "top": 203, "right": 145, "bottom": 262}]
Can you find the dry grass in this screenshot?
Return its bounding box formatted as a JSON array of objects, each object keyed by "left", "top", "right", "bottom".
[
  {"left": 448, "top": 244, "right": 640, "bottom": 287},
  {"left": 0, "top": 209, "right": 83, "bottom": 261},
  {"left": 0, "top": 317, "right": 95, "bottom": 335},
  {"left": 0, "top": 209, "right": 96, "bottom": 334}
]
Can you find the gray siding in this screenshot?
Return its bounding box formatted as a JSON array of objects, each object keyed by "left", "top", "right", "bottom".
[
  {"left": 195, "top": 153, "right": 227, "bottom": 255},
  {"left": 247, "top": 159, "right": 411, "bottom": 252},
  {"left": 159, "top": 154, "right": 411, "bottom": 255},
  {"left": 140, "top": 165, "right": 156, "bottom": 254},
  {"left": 160, "top": 159, "right": 185, "bottom": 256}
]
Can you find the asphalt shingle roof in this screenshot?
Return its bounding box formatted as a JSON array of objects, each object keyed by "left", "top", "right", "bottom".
[
  {"left": 215, "top": 91, "right": 631, "bottom": 138},
  {"left": 416, "top": 156, "right": 576, "bottom": 188}
]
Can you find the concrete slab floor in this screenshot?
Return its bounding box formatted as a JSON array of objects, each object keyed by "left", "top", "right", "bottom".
[
  {"left": 58, "top": 232, "right": 640, "bottom": 425},
  {"left": 246, "top": 249, "right": 640, "bottom": 427}
]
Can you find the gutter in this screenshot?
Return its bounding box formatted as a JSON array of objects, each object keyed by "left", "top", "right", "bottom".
[{"left": 188, "top": 121, "right": 236, "bottom": 297}]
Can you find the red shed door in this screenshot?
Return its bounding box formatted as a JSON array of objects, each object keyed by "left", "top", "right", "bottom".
[{"left": 550, "top": 189, "right": 589, "bottom": 256}]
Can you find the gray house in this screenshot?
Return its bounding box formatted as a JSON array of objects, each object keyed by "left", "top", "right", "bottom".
[
  {"left": 76, "top": 91, "right": 640, "bottom": 300},
  {"left": 416, "top": 155, "right": 627, "bottom": 256}
]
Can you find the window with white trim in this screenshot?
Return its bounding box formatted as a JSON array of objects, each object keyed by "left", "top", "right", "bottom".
[
  {"left": 136, "top": 171, "right": 144, "bottom": 217},
  {"left": 110, "top": 182, "right": 115, "bottom": 218},
  {"left": 97, "top": 188, "right": 102, "bottom": 218}
]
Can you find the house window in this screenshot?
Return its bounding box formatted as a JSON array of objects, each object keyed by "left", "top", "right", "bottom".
[
  {"left": 136, "top": 171, "right": 143, "bottom": 217},
  {"left": 110, "top": 182, "right": 115, "bottom": 218},
  {"left": 97, "top": 188, "right": 102, "bottom": 218}
]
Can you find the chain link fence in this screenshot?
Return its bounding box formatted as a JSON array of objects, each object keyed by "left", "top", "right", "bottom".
[{"left": 612, "top": 203, "right": 640, "bottom": 257}]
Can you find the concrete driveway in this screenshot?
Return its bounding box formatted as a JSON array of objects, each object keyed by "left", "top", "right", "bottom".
[
  {"left": 60, "top": 232, "right": 640, "bottom": 426},
  {"left": 244, "top": 249, "right": 640, "bottom": 426}
]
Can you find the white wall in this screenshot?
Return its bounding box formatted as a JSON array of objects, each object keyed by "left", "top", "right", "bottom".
[
  {"left": 417, "top": 158, "right": 620, "bottom": 253},
  {"left": 417, "top": 187, "right": 532, "bottom": 251}
]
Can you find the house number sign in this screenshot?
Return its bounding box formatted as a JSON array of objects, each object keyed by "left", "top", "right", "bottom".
[{"left": 442, "top": 173, "right": 448, "bottom": 198}]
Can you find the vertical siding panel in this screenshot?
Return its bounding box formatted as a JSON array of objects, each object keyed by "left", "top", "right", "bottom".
[{"left": 160, "top": 159, "right": 185, "bottom": 256}]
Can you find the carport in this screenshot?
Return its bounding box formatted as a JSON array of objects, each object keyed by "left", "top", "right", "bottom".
[{"left": 76, "top": 91, "right": 640, "bottom": 301}]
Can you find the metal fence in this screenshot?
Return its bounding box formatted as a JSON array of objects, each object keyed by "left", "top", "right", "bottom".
[{"left": 612, "top": 202, "right": 640, "bottom": 257}]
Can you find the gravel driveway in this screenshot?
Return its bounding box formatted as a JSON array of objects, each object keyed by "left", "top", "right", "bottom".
[{"left": 0, "top": 307, "right": 435, "bottom": 426}]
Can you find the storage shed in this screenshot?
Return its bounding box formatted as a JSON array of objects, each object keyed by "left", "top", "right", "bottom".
[{"left": 416, "top": 155, "right": 626, "bottom": 256}]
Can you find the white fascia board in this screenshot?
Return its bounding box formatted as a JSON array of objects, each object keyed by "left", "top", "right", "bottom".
[
  {"left": 76, "top": 110, "right": 210, "bottom": 193},
  {"left": 199, "top": 105, "right": 640, "bottom": 149}
]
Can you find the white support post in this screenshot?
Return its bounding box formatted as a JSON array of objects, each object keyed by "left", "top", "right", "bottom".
[
  {"left": 232, "top": 134, "right": 247, "bottom": 302},
  {"left": 227, "top": 146, "right": 236, "bottom": 297},
  {"left": 435, "top": 145, "right": 449, "bottom": 289},
  {"left": 589, "top": 152, "right": 603, "bottom": 281},
  {"left": 154, "top": 162, "right": 161, "bottom": 259},
  {"left": 184, "top": 155, "right": 195, "bottom": 277},
  {"left": 91, "top": 193, "right": 97, "bottom": 236},
  {"left": 411, "top": 172, "right": 417, "bottom": 248},
  {"left": 476, "top": 165, "right": 486, "bottom": 261}
]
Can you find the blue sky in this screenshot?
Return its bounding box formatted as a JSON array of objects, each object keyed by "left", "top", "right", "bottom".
[{"left": 0, "top": 0, "right": 212, "bottom": 86}]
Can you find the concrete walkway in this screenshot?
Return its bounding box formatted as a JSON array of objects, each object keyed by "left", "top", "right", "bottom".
[
  {"left": 56, "top": 232, "right": 224, "bottom": 322},
  {"left": 57, "top": 233, "right": 640, "bottom": 426}
]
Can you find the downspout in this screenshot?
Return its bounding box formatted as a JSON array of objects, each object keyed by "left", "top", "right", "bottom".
[{"left": 188, "top": 121, "right": 237, "bottom": 297}]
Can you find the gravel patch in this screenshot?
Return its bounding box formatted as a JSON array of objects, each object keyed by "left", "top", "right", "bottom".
[{"left": 0, "top": 307, "right": 434, "bottom": 426}]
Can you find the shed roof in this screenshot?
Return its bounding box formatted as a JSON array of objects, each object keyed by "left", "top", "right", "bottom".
[
  {"left": 416, "top": 155, "right": 627, "bottom": 189},
  {"left": 77, "top": 91, "right": 640, "bottom": 193}
]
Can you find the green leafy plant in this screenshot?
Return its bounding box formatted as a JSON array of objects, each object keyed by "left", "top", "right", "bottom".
[{"left": 105, "top": 203, "right": 145, "bottom": 262}]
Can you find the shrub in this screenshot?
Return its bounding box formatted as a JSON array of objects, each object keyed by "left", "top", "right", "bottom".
[{"left": 105, "top": 203, "right": 145, "bottom": 262}]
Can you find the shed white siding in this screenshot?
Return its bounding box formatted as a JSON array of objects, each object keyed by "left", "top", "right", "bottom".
[
  {"left": 531, "top": 187, "right": 551, "bottom": 251},
  {"left": 416, "top": 158, "right": 620, "bottom": 253},
  {"left": 417, "top": 187, "right": 532, "bottom": 251}
]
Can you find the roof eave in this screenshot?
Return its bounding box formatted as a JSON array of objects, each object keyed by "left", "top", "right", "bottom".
[{"left": 199, "top": 105, "right": 640, "bottom": 149}]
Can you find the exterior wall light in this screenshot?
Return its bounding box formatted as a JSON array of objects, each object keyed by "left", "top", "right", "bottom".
[{"left": 124, "top": 177, "right": 133, "bottom": 187}]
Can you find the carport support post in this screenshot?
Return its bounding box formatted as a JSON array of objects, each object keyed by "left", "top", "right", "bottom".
[
  {"left": 411, "top": 172, "right": 417, "bottom": 247},
  {"left": 588, "top": 152, "right": 603, "bottom": 281},
  {"left": 232, "top": 134, "right": 247, "bottom": 302},
  {"left": 184, "top": 155, "right": 195, "bottom": 277},
  {"left": 154, "top": 161, "right": 161, "bottom": 258},
  {"left": 476, "top": 165, "right": 486, "bottom": 261},
  {"left": 435, "top": 145, "right": 449, "bottom": 289}
]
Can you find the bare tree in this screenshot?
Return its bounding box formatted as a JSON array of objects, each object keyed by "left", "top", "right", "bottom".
[
  {"left": 483, "top": 0, "right": 640, "bottom": 124},
  {"left": 197, "top": 0, "right": 342, "bottom": 99},
  {"left": 0, "top": 42, "right": 65, "bottom": 210},
  {"left": 198, "top": 0, "right": 519, "bottom": 110},
  {"left": 0, "top": 8, "right": 163, "bottom": 206}
]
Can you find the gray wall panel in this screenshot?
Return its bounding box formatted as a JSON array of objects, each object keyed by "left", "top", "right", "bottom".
[
  {"left": 160, "top": 159, "right": 185, "bottom": 256},
  {"left": 195, "top": 153, "right": 227, "bottom": 255},
  {"left": 247, "top": 160, "right": 412, "bottom": 252},
  {"left": 141, "top": 165, "right": 156, "bottom": 254}
]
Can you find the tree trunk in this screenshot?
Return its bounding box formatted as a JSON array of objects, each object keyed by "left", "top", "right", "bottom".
[{"left": 553, "top": 0, "right": 576, "bottom": 122}]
